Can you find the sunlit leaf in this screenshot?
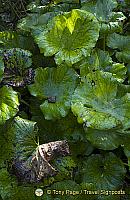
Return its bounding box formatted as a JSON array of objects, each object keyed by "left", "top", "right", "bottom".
[
  {"left": 80, "top": 49, "right": 127, "bottom": 83},
  {"left": 28, "top": 66, "right": 78, "bottom": 120},
  {"left": 33, "top": 9, "right": 100, "bottom": 66},
  {"left": 72, "top": 71, "right": 130, "bottom": 129},
  {"left": 0, "top": 86, "right": 19, "bottom": 124}
]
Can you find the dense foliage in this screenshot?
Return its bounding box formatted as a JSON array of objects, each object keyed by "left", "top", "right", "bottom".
[{"left": 0, "top": 0, "right": 130, "bottom": 199}]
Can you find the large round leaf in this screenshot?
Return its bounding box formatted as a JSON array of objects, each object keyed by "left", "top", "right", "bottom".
[
  {"left": 81, "top": 0, "right": 124, "bottom": 36},
  {"left": 85, "top": 128, "right": 122, "bottom": 150},
  {"left": 81, "top": 153, "right": 126, "bottom": 190},
  {"left": 107, "top": 33, "right": 130, "bottom": 63},
  {"left": 81, "top": 0, "right": 117, "bottom": 22},
  {"left": 28, "top": 66, "right": 78, "bottom": 120},
  {"left": 80, "top": 49, "right": 127, "bottom": 83},
  {"left": 0, "top": 86, "right": 19, "bottom": 124},
  {"left": 107, "top": 33, "right": 130, "bottom": 50},
  {"left": 79, "top": 49, "right": 112, "bottom": 74},
  {"left": 71, "top": 71, "right": 130, "bottom": 130},
  {"left": 34, "top": 9, "right": 100, "bottom": 66}
]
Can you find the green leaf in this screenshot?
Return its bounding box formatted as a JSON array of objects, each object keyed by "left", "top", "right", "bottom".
[
  {"left": 0, "top": 120, "right": 15, "bottom": 165},
  {"left": 0, "top": 31, "right": 35, "bottom": 52},
  {"left": 110, "top": 12, "right": 126, "bottom": 22},
  {"left": 107, "top": 33, "right": 130, "bottom": 50},
  {"left": 34, "top": 9, "right": 100, "bottom": 66},
  {"left": 116, "top": 50, "right": 130, "bottom": 63},
  {"left": 27, "top": 2, "right": 79, "bottom": 14},
  {"left": 55, "top": 156, "right": 76, "bottom": 171},
  {"left": 0, "top": 31, "right": 18, "bottom": 47},
  {"left": 124, "top": 146, "right": 130, "bottom": 171},
  {"left": 122, "top": 132, "right": 130, "bottom": 171},
  {"left": 81, "top": 1, "right": 124, "bottom": 36},
  {"left": 0, "top": 56, "right": 4, "bottom": 82},
  {"left": 54, "top": 0, "right": 79, "bottom": 3},
  {"left": 95, "top": 49, "right": 113, "bottom": 69},
  {"left": 30, "top": 98, "right": 85, "bottom": 141},
  {"left": 0, "top": 168, "right": 18, "bottom": 200},
  {"left": 107, "top": 33, "right": 130, "bottom": 63},
  {"left": 99, "top": 12, "right": 125, "bottom": 35},
  {"left": 52, "top": 156, "right": 76, "bottom": 180},
  {"left": 14, "top": 186, "right": 36, "bottom": 200},
  {"left": 50, "top": 1, "right": 80, "bottom": 14},
  {"left": 127, "top": 63, "right": 130, "bottom": 84},
  {"left": 80, "top": 49, "right": 113, "bottom": 73},
  {"left": 30, "top": 98, "right": 94, "bottom": 156},
  {"left": 81, "top": 0, "right": 118, "bottom": 22},
  {"left": 28, "top": 66, "right": 78, "bottom": 120},
  {"left": 49, "top": 3, "right": 80, "bottom": 13},
  {"left": 0, "top": 86, "right": 19, "bottom": 125},
  {"left": 17, "top": 12, "right": 57, "bottom": 32},
  {"left": 12, "top": 116, "right": 38, "bottom": 160},
  {"left": 125, "top": 0, "right": 130, "bottom": 6},
  {"left": 0, "top": 168, "right": 37, "bottom": 200},
  {"left": 85, "top": 128, "right": 122, "bottom": 150},
  {"left": 110, "top": 63, "right": 127, "bottom": 82},
  {"left": 71, "top": 71, "right": 130, "bottom": 129},
  {"left": 100, "top": 21, "right": 122, "bottom": 35},
  {"left": 81, "top": 153, "right": 126, "bottom": 190},
  {"left": 79, "top": 49, "right": 127, "bottom": 83}
]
